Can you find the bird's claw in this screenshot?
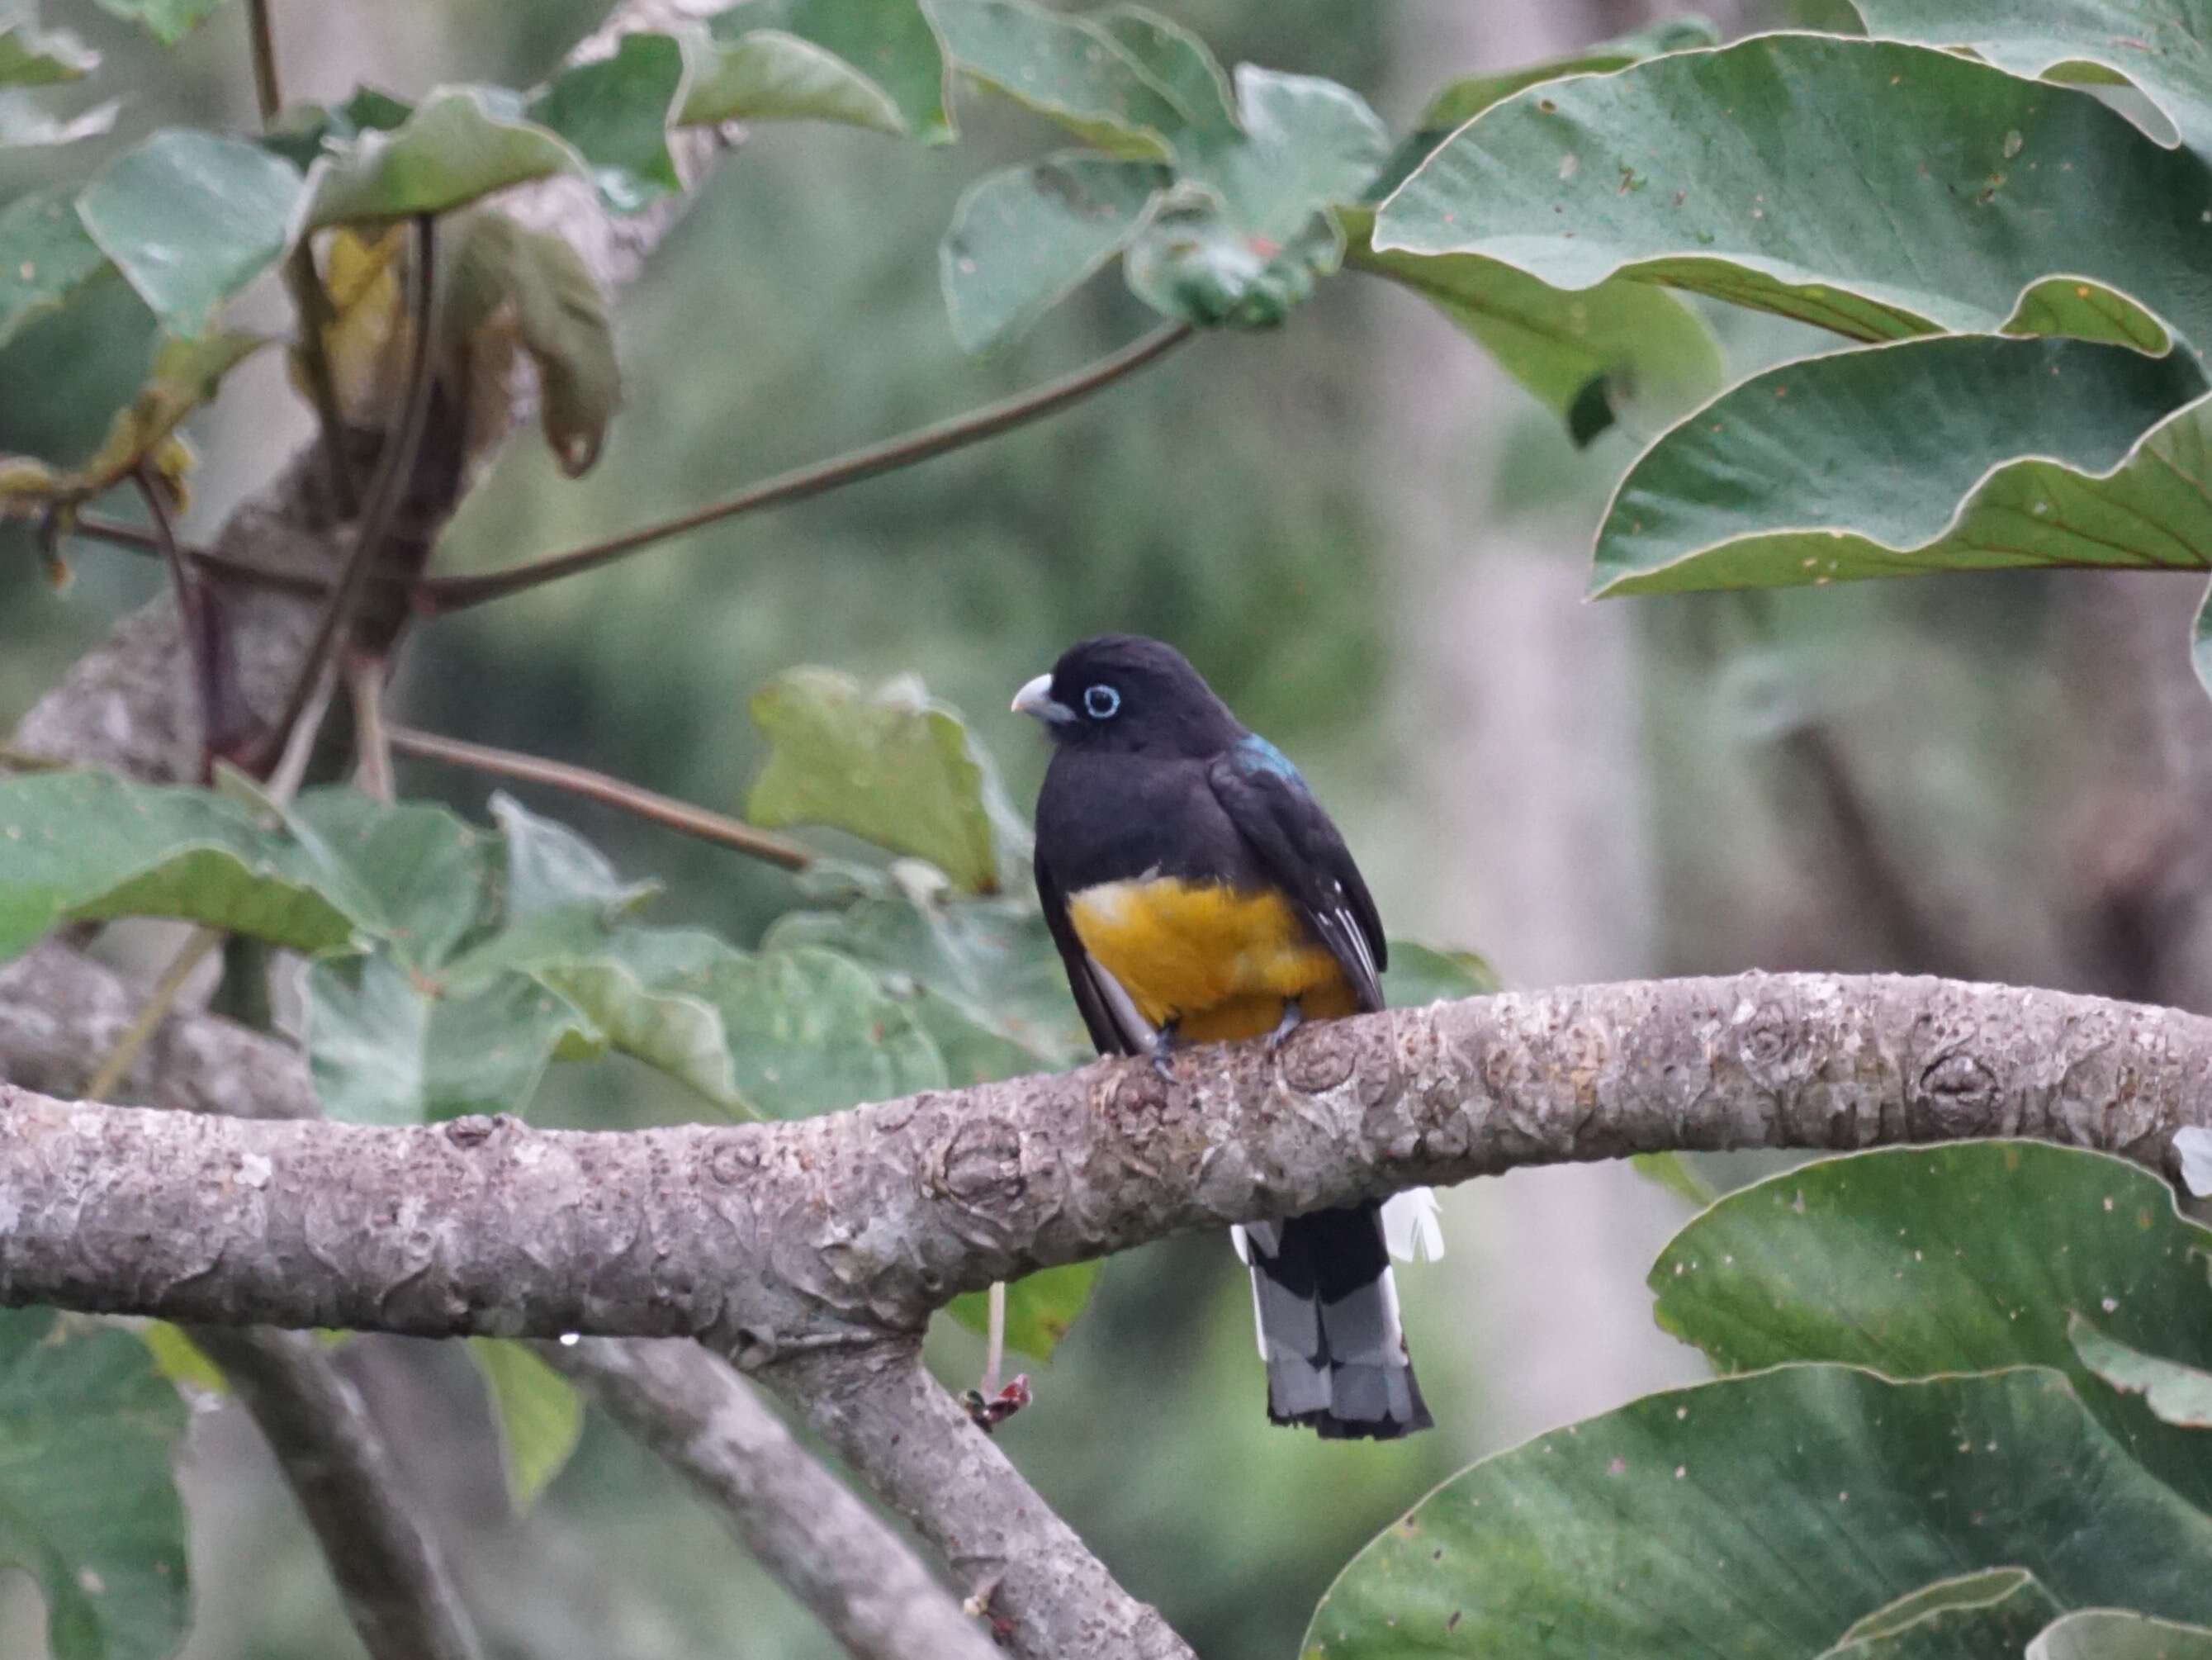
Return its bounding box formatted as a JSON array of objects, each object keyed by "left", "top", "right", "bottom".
[
  {"left": 1264, "top": 998, "right": 1305, "bottom": 1055},
  {"left": 1149, "top": 1021, "right": 1180, "bottom": 1083}
]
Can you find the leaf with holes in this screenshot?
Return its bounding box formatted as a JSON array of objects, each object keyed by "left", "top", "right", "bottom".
[
  {"left": 706, "top": 0, "right": 950, "bottom": 140},
  {"left": 78, "top": 130, "right": 302, "bottom": 337},
  {"left": 747, "top": 668, "right": 1016, "bottom": 894},
  {"left": 1305, "top": 1367, "right": 2212, "bottom": 1658},
  {"left": 1592, "top": 334, "right": 2212, "bottom": 599},
  {"left": 1377, "top": 36, "right": 2212, "bottom": 352},
  {"left": 0, "top": 1308, "right": 190, "bottom": 1660}
]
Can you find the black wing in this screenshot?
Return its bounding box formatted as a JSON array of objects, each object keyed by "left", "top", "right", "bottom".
[
  {"left": 1035, "top": 848, "right": 1155, "bottom": 1057},
  {"left": 1207, "top": 744, "right": 1387, "bottom": 1013}
]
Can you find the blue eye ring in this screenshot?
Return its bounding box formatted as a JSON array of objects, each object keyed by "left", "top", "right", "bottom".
[{"left": 1083, "top": 683, "right": 1121, "bottom": 719}]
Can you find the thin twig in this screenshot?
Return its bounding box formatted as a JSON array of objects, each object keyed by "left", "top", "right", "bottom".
[
  {"left": 386, "top": 723, "right": 812, "bottom": 870},
  {"left": 348, "top": 654, "right": 394, "bottom": 803},
  {"left": 69, "top": 511, "right": 381, "bottom": 598},
  {"left": 246, "top": 0, "right": 358, "bottom": 515},
  {"left": 419, "top": 322, "right": 1196, "bottom": 614},
  {"left": 83, "top": 927, "right": 223, "bottom": 1102},
  {"left": 262, "top": 215, "right": 438, "bottom": 772},
  {"left": 132, "top": 468, "right": 222, "bottom": 783}
]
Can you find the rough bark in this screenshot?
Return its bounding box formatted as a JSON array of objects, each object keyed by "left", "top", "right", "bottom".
[
  {"left": 545, "top": 1338, "right": 1000, "bottom": 1660},
  {"left": 2, "top": 972, "right": 2200, "bottom": 1352}
]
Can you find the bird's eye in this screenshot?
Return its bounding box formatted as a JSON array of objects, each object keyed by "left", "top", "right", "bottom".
[{"left": 1082, "top": 684, "right": 1121, "bottom": 720}]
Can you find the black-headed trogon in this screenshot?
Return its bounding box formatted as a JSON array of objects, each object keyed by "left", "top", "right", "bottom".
[{"left": 1015, "top": 634, "right": 1437, "bottom": 1439}]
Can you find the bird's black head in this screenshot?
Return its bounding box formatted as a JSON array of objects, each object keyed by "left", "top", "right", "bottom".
[{"left": 1012, "top": 634, "right": 1244, "bottom": 758}]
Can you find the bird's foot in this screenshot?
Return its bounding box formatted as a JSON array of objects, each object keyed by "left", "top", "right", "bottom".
[
  {"left": 1149, "top": 1020, "right": 1180, "bottom": 1083},
  {"left": 1265, "top": 998, "right": 1305, "bottom": 1055},
  {"left": 962, "top": 1374, "right": 1031, "bottom": 1435}
]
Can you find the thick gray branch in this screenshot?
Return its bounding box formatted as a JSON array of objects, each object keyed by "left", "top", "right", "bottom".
[
  {"left": 1, "top": 972, "right": 2200, "bottom": 1350},
  {"left": 544, "top": 1339, "right": 1000, "bottom": 1660}
]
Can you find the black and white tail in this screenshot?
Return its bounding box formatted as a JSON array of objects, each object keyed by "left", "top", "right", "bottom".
[{"left": 1234, "top": 1191, "right": 1442, "bottom": 1439}]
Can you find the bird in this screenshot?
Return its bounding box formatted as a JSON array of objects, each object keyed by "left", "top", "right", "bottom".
[{"left": 1014, "top": 633, "right": 1439, "bottom": 1439}]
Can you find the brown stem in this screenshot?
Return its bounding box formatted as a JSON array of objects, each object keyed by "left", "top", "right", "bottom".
[
  {"left": 262, "top": 215, "right": 438, "bottom": 772},
  {"left": 386, "top": 723, "right": 812, "bottom": 870},
  {"left": 244, "top": 0, "right": 282, "bottom": 123},
  {"left": 348, "top": 653, "right": 394, "bottom": 803},
  {"left": 419, "top": 322, "right": 1196, "bottom": 614}
]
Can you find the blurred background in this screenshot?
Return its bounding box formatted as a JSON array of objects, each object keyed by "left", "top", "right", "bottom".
[{"left": 9, "top": 0, "right": 2212, "bottom": 1656}]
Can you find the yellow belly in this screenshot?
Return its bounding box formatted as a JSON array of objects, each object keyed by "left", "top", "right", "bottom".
[{"left": 1065, "top": 877, "right": 1357, "bottom": 1043}]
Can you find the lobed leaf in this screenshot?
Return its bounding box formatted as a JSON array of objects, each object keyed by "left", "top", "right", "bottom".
[
  {"left": 930, "top": 0, "right": 1181, "bottom": 159},
  {"left": 78, "top": 130, "right": 303, "bottom": 337},
  {"left": 1095, "top": 5, "right": 1236, "bottom": 138},
  {"left": 940, "top": 154, "right": 1168, "bottom": 351},
  {"left": 1305, "top": 1367, "right": 2212, "bottom": 1658},
  {"left": 1592, "top": 334, "right": 2212, "bottom": 598},
  {"left": 1648, "top": 1141, "right": 2212, "bottom": 1513},
  {"left": 746, "top": 668, "right": 1014, "bottom": 894},
  {"left": 0, "top": 1309, "right": 190, "bottom": 1660},
  {"left": 1378, "top": 36, "right": 2212, "bottom": 353},
  {"left": 706, "top": 0, "right": 951, "bottom": 140}
]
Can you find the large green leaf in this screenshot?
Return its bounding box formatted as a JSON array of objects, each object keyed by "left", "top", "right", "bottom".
[
  {"left": 1593, "top": 334, "right": 2212, "bottom": 596},
  {"left": 1845, "top": 0, "right": 2212, "bottom": 163},
  {"left": 0, "top": 187, "right": 108, "bottom": 349},
  {"left": 1649, "top": 1141, "right": 2212, "bottom": 1512},
  {"left": 90, "top": 0, "right": 230, "bottom": 45},
  {"left": 1096, "top": 5, "right": 1236, "bottom": 138},
  {"left": 940, "top": 154, "right": 1168, "bottom": 351},
  {"left": 78, "top": 130, "right": 303, "bottom": 337},
  {"left": 931, "top": 0, "right": 1181, "bottom": 159},
  {"left": 1415, "top": 17, "right": 1722, "bottom": 132},
  {"left": 302, "top": 86, "right": 587, "bottom": 229},
  {"left": 0, "top": 21, "right": 97, "bottom": 86},
  {"left": 746, "top": 668, "right": 1014, "bottom": 894},
  {"left": 1304, "top": 1367, "right": 2212, "bottom": 1658},
  {"left": 0, "top": 771, "right": 358, "bottom": 961},
  {"left": 1377, "top": 36, "right": 2212, "bottom": 352},
  {"left": 1378, "top": 938, "right": 1499, "bottom": 1008},
  {"left": 706, "top": 0, "right": 951, "bottom": 140},
  {"left": 2031, "top": 1611, "right": 2212, "bottom": 1660},
  {"left": 0, "top": 1309, "right": 189, "bottom": 1660},
  {"left": 1824, "top": 1571, "right": 2065, "bottom": 1660},
  {"left": 1340, "top": 204, "right": 1722, "bottom": 435},
  {"left": 467, "top": 1339, "right": 584, "bottom": 1514},
  {"left": 528, "top": 31, "right": 686, "bottom": 215},
  {"left": 280, "top": 790, "right": 487, "bottom": 969}
]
